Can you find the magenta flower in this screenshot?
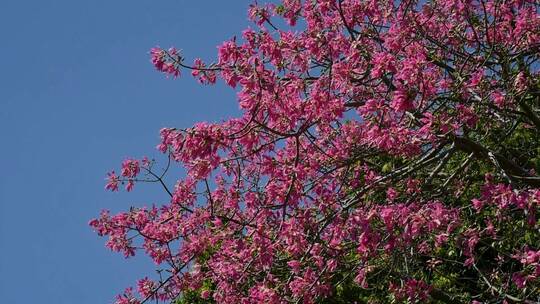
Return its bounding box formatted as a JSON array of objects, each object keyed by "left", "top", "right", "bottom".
[{"left": 105, "top": 171, "right": 119, "bottom": 192}]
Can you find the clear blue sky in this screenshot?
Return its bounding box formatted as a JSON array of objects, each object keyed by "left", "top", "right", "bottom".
[{"left": 0, "top": 1, "right": 252, "bottom": 303}]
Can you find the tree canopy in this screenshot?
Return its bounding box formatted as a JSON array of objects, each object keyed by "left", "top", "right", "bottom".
[{"left": 91, "top": 1, "right": 540, "bottom": 303}]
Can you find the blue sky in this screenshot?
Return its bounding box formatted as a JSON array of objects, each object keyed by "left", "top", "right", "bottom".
[{"left": 0, "top": 1, "right": 253, "bottom": 303}]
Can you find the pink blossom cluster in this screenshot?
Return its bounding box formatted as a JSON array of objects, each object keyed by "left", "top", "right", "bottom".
[
  {"left": 513, "top": 248, "right": 540, "bottom": 288},
  {"left": 92, "top": 0, "right": 540, "bottom": 303},
  {"left": 150, "top": 47, "right": 181, "bottom": 78},
  {"left": 389, "top": 279, "right": 432, "bottom": 303}
]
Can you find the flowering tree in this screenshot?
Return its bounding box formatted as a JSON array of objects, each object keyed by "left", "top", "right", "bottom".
[{"left": 91, "top": 1, "right": 540, "bottom": 303}]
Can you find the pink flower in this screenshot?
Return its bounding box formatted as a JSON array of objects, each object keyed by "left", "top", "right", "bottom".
[
  {"left": 126, "top": 180, "right": 135, "bottom": 192},
  {"left": 354, "top": 268, "right": 369, "bottom": 288},
  {"left": 371, "top": 52, "right": 396, "bottom": 78},
  {"left": 471, "top": 198, "right": 484, "bottom": 211},
  {"left": 136, "top": 277, "right": 155, "bottom": 299},
  {"left": 512, "top": 272, "right": 528, "bottom": 289},
  {"left": 287, "top": 260, "right": 302, "bottom": 274},
  {"left": 105, "top": 171, "right": 119, "bottom": 192},
  {"left": 141, "top": 156, "right": 151, "bottom": 168},
  {"left": 200, "top": 290, "right": 211, "bottom": 299},
  {"left": 121, "top": 159, "right": 140, "bottom": 178},
  {"left": 150, "top": 47, "right": 180, "bottom": 78},
  {"left": 467, "top": 69, "right": 484, "bottom": 88},
  {"left": 386, "top": 187, "right": 398, "bottom": 202},
  {"left": 491, "top": 91, "right": 506, "bottom": 108},
  {"left": 191, "top": 58, "right": 216, "bottom": 85},
  {"left": 391, "top": 88, "right": 415, "bottom": 112},
  {"left": 115, "top": 287, "right": 140, "bottom": 304},
  {"left": 514, "top": 72, "right": 528, "bottom": 92},
  {"left": 150, "top": 47, "right": 165, "bottom": 69}
]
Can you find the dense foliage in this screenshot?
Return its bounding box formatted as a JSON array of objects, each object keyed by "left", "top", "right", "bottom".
[{"left": 91, "top": 1, "right": 540, "bottom": 303}]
